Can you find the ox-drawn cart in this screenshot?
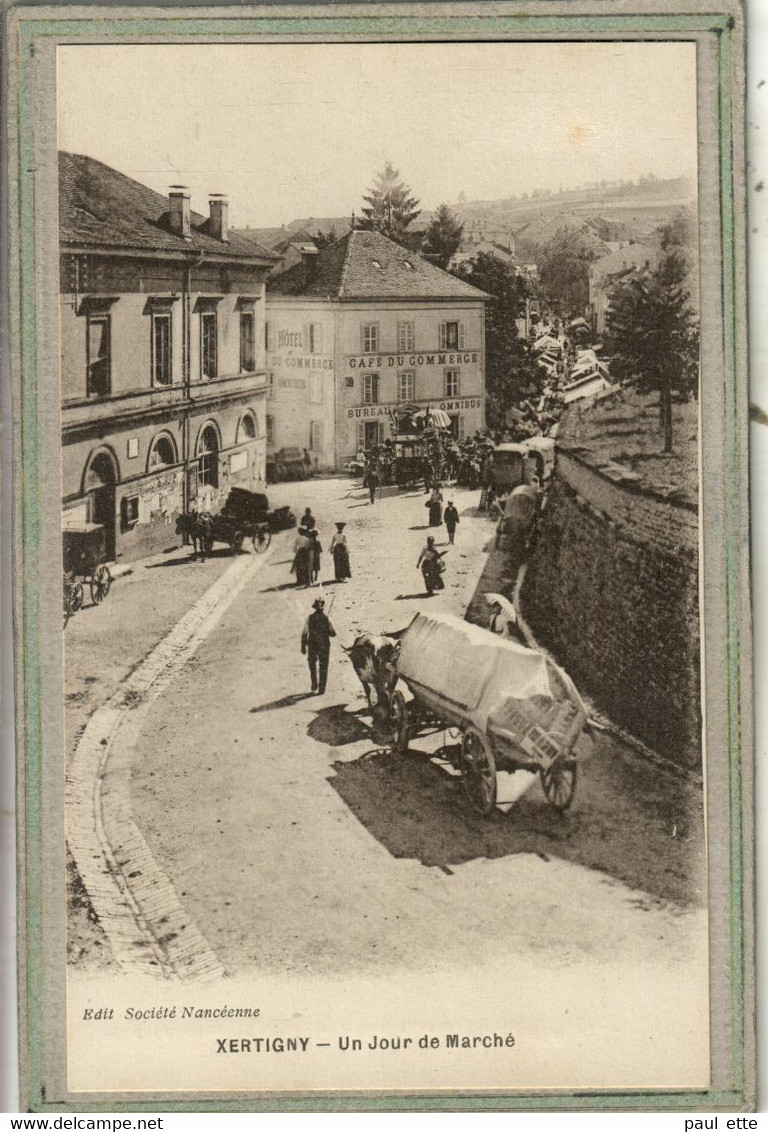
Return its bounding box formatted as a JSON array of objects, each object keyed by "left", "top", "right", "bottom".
[{"left": 388, "top": 612, "right": 589, "bottom": 816}]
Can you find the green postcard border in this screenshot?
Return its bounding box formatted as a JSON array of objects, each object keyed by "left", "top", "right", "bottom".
[{"left": 11, "top": 5, "right": 749, "bottom": 1112}]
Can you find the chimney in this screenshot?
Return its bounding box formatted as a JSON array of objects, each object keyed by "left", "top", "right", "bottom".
[
  {"left": 168, "top": 186, "right": 191, "bottom": 239},
  {"left": 300, "top": 245, "right": 319, "bottom": 287},
  {"left": 209, "top": 194, "right": 229, "bottom": 242}
]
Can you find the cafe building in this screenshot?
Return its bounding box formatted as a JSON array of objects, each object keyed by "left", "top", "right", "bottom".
[
  {"left": 59, "top": 152, "right": 277, "bottom": 562},
  {"left": 265, "top": 228, "right": 488, "bottom": 467}
]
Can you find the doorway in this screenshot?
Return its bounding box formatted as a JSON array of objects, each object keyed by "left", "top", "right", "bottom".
[{"left": 84, "top": 451, "right": 118, "bottom": 560}]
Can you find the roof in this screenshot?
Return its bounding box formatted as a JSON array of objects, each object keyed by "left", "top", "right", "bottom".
[
  {"left": 59, "top": 152, "right": 278, "bottom": 262},
  {"left": 236, "top": 226, "right": 290, "bottom": 249},
  {"left": 268, "top": 228, "right": 489, "bottom": 301}
]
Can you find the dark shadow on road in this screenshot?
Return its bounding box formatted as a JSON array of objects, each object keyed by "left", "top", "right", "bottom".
[
  {"left": 408, "top": 524, "right": 431, "bottom": 531},
  {"left": 348, "top": 502, "right": 374, "bottom": 508},
  {"left": 250, "top": 692, "right": 316, "bottom": 713},
  {"left": 307, "top": 703, "right": 375, "bottom": 746},
  {"left": 395, "top": 592, "right": 432, "bottom": 601},
  {"left": 145, "top": 554, "right": 202, "bottom": 568},
  {"left": 328, "top": 734, "right": 706, "bottom": 904},
  {"left": 259, "top": 581, "right": 307, "bottom": 592}
]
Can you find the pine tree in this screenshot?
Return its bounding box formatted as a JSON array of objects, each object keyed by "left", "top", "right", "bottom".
[
  {"left": 422, "top": 203, "right": 464, "bottom": 269},
  {"left": 605, "top": 242, "right": 699, "bottom": 453},
  {"left": 359, "top": 162, "right": 420, "bottom": 245}
]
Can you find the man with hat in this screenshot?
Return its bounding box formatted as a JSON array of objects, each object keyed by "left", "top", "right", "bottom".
[{"left": 301, "top": 597, "right": 337, "bottom": 694}]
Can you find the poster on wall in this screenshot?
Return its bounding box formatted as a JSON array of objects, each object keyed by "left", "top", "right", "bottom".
[{"left": 7, "top": 0, "right": 753, "bottom": 1113}]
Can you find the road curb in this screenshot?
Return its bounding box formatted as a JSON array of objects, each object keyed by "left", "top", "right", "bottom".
[{"left": 66, "top": 543, "right": 279, "bottom": 980}]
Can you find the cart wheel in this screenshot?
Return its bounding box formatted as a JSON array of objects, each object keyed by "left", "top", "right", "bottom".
[
  {"left": 460, "top": 729, "right": 497, "bottom": 815},
  {"left": 252, "top": 528, "right": 271, "bottom": 554},
  {"left": 540, "top": 758, "right": 577, "bottom": 812},
  {"left": 63, "top": 580, "right": 83, "bottom": 628},
  {"left": 388, "top": 690, "right": 410, "bottom": 755},
  {"left": 231, "top": 531, "right": 244, "bottom": 554},
  {"left": 90, "top": 565, "right": 111, "bottom": 604},
  {"left": 203, "top": 534, "right": 214, "bottom": 555}
]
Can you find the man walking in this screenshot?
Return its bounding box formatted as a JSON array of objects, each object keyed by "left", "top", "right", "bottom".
[
  {"left": 444, "top": 500, "right": 459, "bottom": 544},
  {"left": 365, "top": 466, "right": 379, "bottom": 505},
  {"left": 301, "top": 598, "right": 336, "bottom": 694}
]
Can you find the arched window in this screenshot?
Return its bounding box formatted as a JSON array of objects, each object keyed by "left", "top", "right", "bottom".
[
  {"left": 149, "top": 433, "right": 177, "bottom": 470},
  {"left": 239, "top": 412, "right": 257, "bottom": 442},
  {"left": 198, "top": 424, "right": 220, "bottom": 488}
]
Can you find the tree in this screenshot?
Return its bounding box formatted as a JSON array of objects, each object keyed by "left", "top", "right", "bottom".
[
  {"left": 452, "top": 252, "right": 539, "bottom": 429},
  {"left": 421, "top": 203, "right": 464, "bottom": 269},
  {"left": 535, "top": 226, "right": 600, "bottom": 316},
  {"left": 604, "top": 236, "right": 699, "bottom": 453},
  {"left": 358, "top": 162, "right": 420, "bottom": 244}
]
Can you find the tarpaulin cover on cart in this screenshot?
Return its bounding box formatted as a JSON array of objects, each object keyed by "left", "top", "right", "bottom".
[{"left": 397, "top": 612, "right": 587, "bottom": 759}]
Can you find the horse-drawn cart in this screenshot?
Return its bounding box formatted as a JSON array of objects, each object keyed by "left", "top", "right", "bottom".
[
  {"left": 192, "top": 488, "right": 295, "bottom": 555},
  {"left": 388, "top": 612, "right": 589, "bottom": 816},
  {"left": 62, "top": 523, "right": 113, "bottom": 627}
]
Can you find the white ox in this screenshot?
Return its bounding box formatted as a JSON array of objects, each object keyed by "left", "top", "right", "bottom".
[{"left": 343, "top": 634, "right": 401, "bottom": 715}]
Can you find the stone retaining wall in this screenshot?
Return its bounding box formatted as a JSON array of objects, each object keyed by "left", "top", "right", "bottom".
[{"left": 520, "top": 447, "right": 701, "bottom": 770}]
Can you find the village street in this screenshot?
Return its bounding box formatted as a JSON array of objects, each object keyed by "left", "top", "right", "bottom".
[{"left": 65, "top": 474, "right": 708, "bottom": 982}]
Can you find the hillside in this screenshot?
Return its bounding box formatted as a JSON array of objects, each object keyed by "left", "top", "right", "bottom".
[{"left": 451, "top": 176, "right": 695, "bottom": 240}]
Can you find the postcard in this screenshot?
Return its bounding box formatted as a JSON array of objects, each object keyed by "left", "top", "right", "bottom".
[{"left": 7, "top": 1, "right": 753, "bottom": 1111}]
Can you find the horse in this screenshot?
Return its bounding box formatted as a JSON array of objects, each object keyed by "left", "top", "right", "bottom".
[{"left": 176, "top": 511, "right": 214, "bottom": 560}]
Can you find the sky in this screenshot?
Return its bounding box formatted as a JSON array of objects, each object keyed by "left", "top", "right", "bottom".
[{"left": 57, "top": 41, "right": 698, "bottom": 228}]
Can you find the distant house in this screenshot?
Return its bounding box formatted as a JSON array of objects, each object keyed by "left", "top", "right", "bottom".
[
  {"left": 588, "top": 243, "right": 659, "bottom": 334},
  {"left": 59, "top": 152, "right": 277, "bottom": 562},
  {"left": 265, "top": 228, "right": 489, "bottom": 467},
  {"left": 449, "top": 240, "right": 521, "bottom": 273},
  {"left": 513, "top": 212, "right": 610, "bottom": 261}
]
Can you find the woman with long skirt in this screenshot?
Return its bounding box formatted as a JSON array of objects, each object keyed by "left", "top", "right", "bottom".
[{"left": 330, "top": 522, "right": 351, "bottom": 581}]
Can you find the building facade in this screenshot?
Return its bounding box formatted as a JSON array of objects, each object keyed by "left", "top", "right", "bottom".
[
  {"left": 59, "top": 153, "right": 277, "bottom": 562},
  {"left": 266, "top": 229, "right": 488, "bottom": 467}
]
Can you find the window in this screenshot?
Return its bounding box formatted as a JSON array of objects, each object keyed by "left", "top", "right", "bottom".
[
  {"left": 198, "top": 424, "right": 219, "bottom": 488},
  {"left": 149, "top": 435, "right": 176, "bottom": 469},
  {"left": 310, "top": 421, "right": 322, "bottom": 451},
  {"left": 357, "top": 421, "right": 381, "bottom": 449},
  {"left": 268, "top": 373, "right": 275, "bottom": 399},
  {"left": 201, "top": 312, "right": 217, "bottom": 379},
  {"left": 87, "top": 316, "right": 110, "bottom": 397},
  {"left": 239, "top": 413, "right": 257, "bottom": 440},
  {"left": 361, "top": 323, "right": 379, "bottom": 353},
  {"left": 240, "top": 311, "right": 255, "bottom": 373},
  {"left": 309, "top": 323, "right": 323, "bottom": 354},
  {"left": 152, "top": 312, "right": 172, "bottom": 386},
  {"left": 121, "top": 495, "right": 140, "bottom": 529},
  {"left": 362, "top": 373, "right": 379, "bottom": 405},
  {"left": 439, "top": 321, "right": 465, "bottom": 351},
  {"left": 266, "top": 415, "right": 275, "bottom": 446},
  {"left": 444, "top": 369, "right": 460, "bottom": 398},
  {"left": 265, "top": 321, "right": 273, "bottom": 352},
  {"left": 397, "top": 321, "right": 414, "bottom": 352},
  {"left": 397, "top": 371, "right": 414, "bottom": 401},
  {"left": 310, "top": 373, "right": 323, "bottom": 404},
  {"left": 449, "top": 414, "right": 465, "bottom": 441}
]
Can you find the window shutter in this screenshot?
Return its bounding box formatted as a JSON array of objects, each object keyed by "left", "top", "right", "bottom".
[
  {"left": 373, "top": 374, "right": 379, "bottom": 403},
  {"left": 458, "top": 323, "right": 465, "bottom": 350},
  {"left": 439, "top": 322, "right": 447, "bottom": 350},
  {"left": 357, "top": 422, "right": 366, "bottom": 450}
]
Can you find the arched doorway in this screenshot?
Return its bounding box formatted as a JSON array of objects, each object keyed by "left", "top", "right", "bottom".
[
  {"left": 197, "top": 423, "right": 220, "bottom": 489},
  {"left": 83, "top": 449, "right": 118, "bottom": 560}
]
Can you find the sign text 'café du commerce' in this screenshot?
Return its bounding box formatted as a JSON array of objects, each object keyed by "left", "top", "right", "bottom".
[{"left": 347, "top": 351, "right": 481, "bottom": 370}]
